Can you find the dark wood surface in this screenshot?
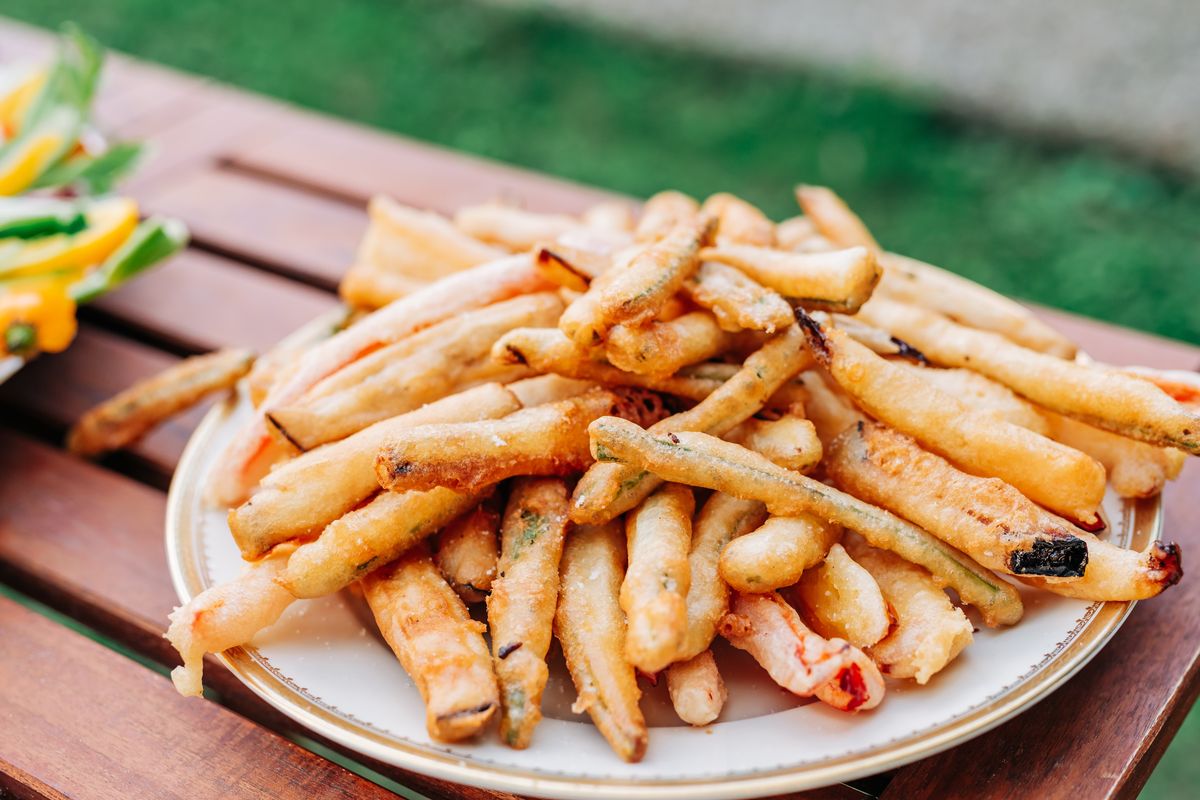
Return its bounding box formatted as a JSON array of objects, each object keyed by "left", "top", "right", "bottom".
[{"left": 0, "top": 16, "right": 1196, "bottom": 800}]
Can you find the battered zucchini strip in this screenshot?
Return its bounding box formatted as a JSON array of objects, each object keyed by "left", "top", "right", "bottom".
[
  {"left": 859, "top": 298, "right": 1200, "bottom": 454},
  {"left": 699, "top": 244, "right": 880, "bottom": 313},
  {"left": 635, "top": 190, "right": 699, "bottom": 242},
  {"left": 683, "top": 261, "right": 795, "bottom": 334},
  {"left": 279, "top": 486, "right": 485, "bottom": 599},
  {"left": 229, "top": 383, "right": 518, "bottom": 559},
  {"left": 793, "top": 542, "right": 891, "bottom": 648},
  {"left": 570, "top": 324, "right": 814, "bottom": 524},
  {"left": 827, "top": 421, "right": 1091, "bottom": 577},
  {"left": 533, "top": 242, "right": 608, "bottom": 291},
  {"left": 68, "top": 348, "right": 253, "bottom": 457},
  {"left": 701, "top": 192, "right": 775, "bottom": 247},
  {"left": 505, "top": 374, "right": 599, "bottom": 406},
  {"left": 492, "top": 326, "right": 722, "bottom": 402},
  {"left": 727, "top": 413, "right": 823, "bottom": 473},
  {"left": 665, "top": 650, "right": 727, "bottom": 726},
  {"left": 166, "top": 545, "right": 296, "bottom": 697},
  {"left": 435, "top": 499, "right": 501, "bottom": 604},
  {"left": 844, "top": 535, "right": 974, "bottom": 685},
  {"left": 587, "top": 417, "right": 1024, "bottom": 626},
  {"left": 800, "top": 313, "right": 1107, "bottom": 527},
  {"left": 1043, "top": 411, "right": 1182, "bottom": 499},
  {"left": 679, "top": 493, "right": 767, "bottom": 661},
  {"left": 893, "top": 363, "right": 1049, "bottom": 434},
  {"left": 362, "top": 544, "right": 499, "bottom": 742},
  {"left": 775, "top": 215, "right": 824, "bottom": 251},
  {"left": 555, "top": 521, "right": 648, "bottom": 763},
  {"left": 210, "top": 253, "right": 551, "bottom": 506},
  {"left": 454, "top": 202, "right": 585, "bottom": 252},
  {"left": 357, "top": 196, "right": 507, "bottom": 282},
  {"left": 561, "top": 215, "right": 712, "bottom": 346},
  {"left": 487, "top": 478, "right": 571, "bottom": 749},
  {"left": 582, "top": 201, "right": 636, "bottom": 234},
  {"left": 621, "top": 483, "right": 695, "bottom": 673},
  {"left": 376, "top": 389, "right": 664, "bottom": 493},
  {"left": 794, "top": 184, "right": 1075, "bottom": 357},
  {"left": 605, "top": 310, "right": 734, "bottom": 377},
  {"left": 719, "top": 514, "right": 841, "bottom": 593},
  {"left": 246, "top": 309, "right": 351, "bottom": 407},
  {"left": 339, "top": 264, "right": 428, "bottom": 309},
  {"left": 268, "top": 292, "right": 559, "bottom": 450},
  {"left": 799, "top": 368, "right": 864, "bottom": 446},
  {"left": 1020, "top": 539, "right": 1183, "bottom": 601}
]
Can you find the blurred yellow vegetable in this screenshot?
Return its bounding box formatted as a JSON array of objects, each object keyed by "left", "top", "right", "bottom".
[
  {"left": 0, "top": 68, "right": 46, "bottom": 137},
  {"left": 0, "top": 196, "right": 138, "bottom": 277},
  {"left": 0, "top": 279, "right": 76, "bottom": 356}
]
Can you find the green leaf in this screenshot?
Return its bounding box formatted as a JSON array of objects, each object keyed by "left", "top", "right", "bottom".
[
  {"left": 33, "top": 141, "right": 147, "bottom": 195},
  {"left": 69, "top": 216, "right": 188, "bottom": 303}
]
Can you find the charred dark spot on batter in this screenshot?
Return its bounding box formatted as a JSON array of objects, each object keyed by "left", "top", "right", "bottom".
[
  {"left": 964, "top": 507, "right": 997, "bottom": 528},
  {"left": 265, "top": 412, "right": 307, "bottom": 452},
  {"left": 391, "top": 461, "right": 414, "bottom": 477},
  {"left": 438, "top": 701, "right": 497, "bottom": 720},
  {"left": 889, "top": 336, "right": 929, "bottom": 364},
  {"left": 793, "top": 308, "right": 830, "bottom": 362},
  {"left": 497, "top": 641, "right": 523, "bottom": 659},
  {"left": 1007, "top": 536, "right": 1089, "bottom": 577},
  {"left": 503, "top": 345, "right": 528, "bottom": 365},
  {"left": 1148, "top": 540, "right": 1183, "bottom": 586},
  {"left": 838, "top": 662, "right": 869, "bottom": 711},
  {"left": 667, "top": 432, "right": 681, "bottom": 444}
]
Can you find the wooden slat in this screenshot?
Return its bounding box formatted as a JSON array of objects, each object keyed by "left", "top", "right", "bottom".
[
  {"left": 0, "top": 594, "right": 396, "bottom": 800},
  {"left": 90, "top": 249, "right": 339, "bottom": 353},
  {"left": 225, "top": 110, "right": 620, "bottom": 215},
  {"left": 138, "top": 168, "right": 365, "bottom": 287}
]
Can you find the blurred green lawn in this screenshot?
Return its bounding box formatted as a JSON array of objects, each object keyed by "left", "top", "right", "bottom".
[{"left": 2, "top": 0, "right": 1197, "bottom": 796}]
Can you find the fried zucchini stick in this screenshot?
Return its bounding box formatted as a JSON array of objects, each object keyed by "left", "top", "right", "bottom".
[
  {"left": 492, "top": 326, "right": 723, "bottom": 402},
  {"left": 454, "top": 203, "right": 586, "bottom": 252},
  {"left": 1043, "top": 411, "right": 1182, "bottom": 499},
  {"left": 210, "top": 253, "right": 552, "bottom": 506},
  {"left": 533, "top": 242, "right": 608, "bottom": 291},
  {"left": 719, "top": 514, "right": 841, "bottom": 593},
  {"left": 69, "top": 348, "right": 253, "bottom": 457},
  {"left": 605, "top": 311, "right": 734, "bottom": 378},
  {"left": 683, "top": 261, "right": 794, "bottom": 333},
  {"left": 229, "top": 383, "right": 519, "bottom": 559},
  {"left": 435, "top": 499, "right": 501, "bottom": 604},
  {"left": 844, "top": 536, "right": 973, "bottom": 685},
  {"left": 362, "top": 545, "right": 499, "bottom": 742},
  {"left": 859, "top": 298, "right": 1200, "bottom": 454},
  {"left": 280, "top": 486, "right": 485, "bottom": 598},
  {"left": 826, "top": 421, "right": 1090, "bottom": 577},
  {"left": 794, "top": 543, "right": 891, "bottom": 648},
  {"left": 166, "top": 545, "right": 296, "bottom": 697},
  {"left": 485, "top": 478, "right": 571, "bottom": 748},
  {"left": 561, "top": 216, "right": 712, "bottom": 346},
  {"left": 587, "top": 417, "right": 1023, "bottom": 626},
  {"left": 556, "top": 521, "right": 648, "bottom": 762},
  {"left": 800, "top": 313, "right": 1106, "bottom": 527},
  {"left": 376, "top": 389, "right": 664, "bottom": 493},
  {"left": 622, "top": 483, "right": 695, "bottom": 673},
  {"left": 665, "top": 650, "right": 727, "bottom": 726},
  {"left": 268, "top": 292, "right": 559, "bottom": 449},
  {"left": 571, "top": 324, "right": 814, "bottom": 524},
  {"left": 794, "top": 184, "right": 1075, "bottom": 357},
  {"left": 699, "top": 244, "right": 880, "bottom": 313}
]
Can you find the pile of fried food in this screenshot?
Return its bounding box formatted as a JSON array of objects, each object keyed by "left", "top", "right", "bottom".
[{"left": 100, "top": 184, "right": 1197, "bottom": 763}]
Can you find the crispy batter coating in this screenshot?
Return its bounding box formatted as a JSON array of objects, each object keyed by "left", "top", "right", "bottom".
[
  {"left": 683, "top": 261, "right": 794, "bottom": 334},
  {"left": 827, "top": 421, "right": 1091, "bottom": 578},
  {"left": 166, "top": 545, "right": 296, "bottom": 697},
  {"left": 700, "top": 244, "right": 880, "bottom": 313},
  {"left": 454, "top": 202, "right": 585, "bottom": 252},
  {"left": 1044, "top": 410, "right": 1181, "bottom": 499},
  {"left": 229, "top": 383, "right": 518, "bottom": 559},
  {"left": 436, "top": 499, "right": 502, "bottom": 604},
  {"left": 68, "top": 348, "right": 253, "bottom": 457},
  {"left": 555, "top": 521, "right": 648, "bottom": 762},
  {"left": 845, "top": 536, "right": 974, "bottom": 685},
  {"left": 487, "top": 478, "right": 571, "bottom": 749},
  {"left": 587, "top": 417, "right": 1023, "bottom": 626},
  {"left": 801, "top": 313, "right": 1106, "bottom": 526},
  {"left": 894, "top": 363, "right": 1049, "bottom": 434},
  {"left": 727, "top": 413, "right": 823, "bottom": 473},
  {"left": 362, "top": 545, "right": 499, "bottom": 742},
  {"left": 635, "top": 190, "right": 699, "bottom": 242},
  {"left": 605, "top": 311, "right": 734, "bottom": 378},
  {"left": 720, "top": 513, "right": 841, "bottom": 593},
  {"left": 701, "top": 192, "right": 775, "bottom": 247},
  {"left": 794, "top": 542, "right": 891, "bottom": 648},
  {"left": 665, "top": 649, "right": 727, "bottom": 726},
  {"left": 621, "top": 483, "right": 695, "bottom": 673}
]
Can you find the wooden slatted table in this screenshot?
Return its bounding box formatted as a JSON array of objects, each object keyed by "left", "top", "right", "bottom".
[{"left": 1, "top": 17, "right": 1197, "bottom": 800}]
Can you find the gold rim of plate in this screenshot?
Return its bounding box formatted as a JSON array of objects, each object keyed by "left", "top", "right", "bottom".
[{"left": 167, "top": 389, "right": 1160, "bottom": 800}]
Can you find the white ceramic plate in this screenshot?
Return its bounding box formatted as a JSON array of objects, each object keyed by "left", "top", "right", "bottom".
[{"left": 167, "top": 388, "right": 1159, "bottom": 800}]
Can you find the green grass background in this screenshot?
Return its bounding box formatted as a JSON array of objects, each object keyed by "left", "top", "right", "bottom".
[{"left": 1, "top": 0, "right": 1196, "bottom": 796}]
